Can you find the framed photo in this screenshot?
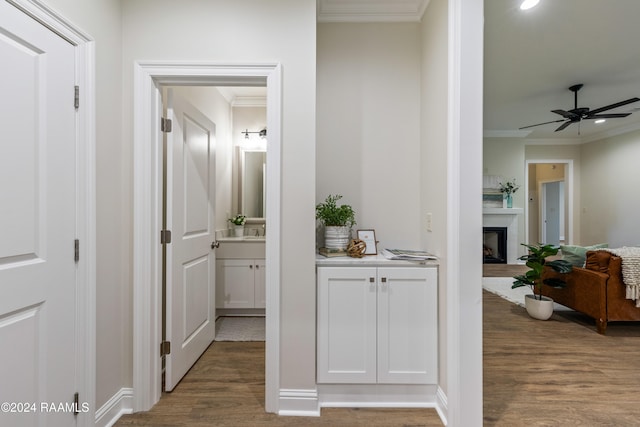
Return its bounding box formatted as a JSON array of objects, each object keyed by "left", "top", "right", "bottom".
[{"left": 357, "top": 229, "right": 378, "bottom": 255}]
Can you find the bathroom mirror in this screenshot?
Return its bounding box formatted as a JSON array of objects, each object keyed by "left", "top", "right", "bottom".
[{"left": 239, "top": 148, "right": 266, "bottom": 219}]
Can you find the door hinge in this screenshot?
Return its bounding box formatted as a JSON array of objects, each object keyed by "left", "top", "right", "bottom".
[
  {"left": 73, "top": 392, "right": 79, "bottom": 415},
  {"left": 160, "top": 341, "right": 171, "bottom": 356},
  {"left": 74, "top": 86, "right": 80, "bottom": 110},
  {"left": 160, "top": 229, "right": 172, "bottom": 244},
  {"left": 161, "top": 117, "right": 172, "bottom": 132},
  {"left": 74, "top": 239, "right": 80, "bottom": 262}
]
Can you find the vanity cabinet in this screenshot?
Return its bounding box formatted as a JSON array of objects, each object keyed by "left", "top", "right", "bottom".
[
  {"left": 216, "top": 258, "right": 265, "bottom": 309},
  {"left": 317, "top": 265, "right": 437, "bottom": 385}
]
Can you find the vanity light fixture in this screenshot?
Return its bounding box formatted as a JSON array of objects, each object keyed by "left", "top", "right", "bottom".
[
  {"left": 242, "top": 128, "right": 267, "bottom": 139},
  {"left": 520, "top": 0, "right": 539, "bottom": 10}
]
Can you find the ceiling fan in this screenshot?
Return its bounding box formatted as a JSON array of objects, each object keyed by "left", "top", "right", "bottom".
[{"left": 520, "top": 84, "right": 640, "bottom": 132}]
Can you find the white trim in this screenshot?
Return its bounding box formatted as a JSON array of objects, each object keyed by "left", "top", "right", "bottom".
[
  {"left": 94, "top": 388, "right": 134, "bottom": 427},
  {"left": 524, "top": 159, "right": 574, "bottom": 246},
  {"left": 278, "top": 389, "right": 320, "bottom": 416},
  {"left": 7, "top": 1, "right": 96, "bottom": 425},
  {"left": 436, "top": 386, "right": 449, "bottom": 425},
  {"left": 132, "top": 62, "right": 282, "bottom": 413},
  {"left": 447, "top": 0, "right": 484, "bottom": 426}
]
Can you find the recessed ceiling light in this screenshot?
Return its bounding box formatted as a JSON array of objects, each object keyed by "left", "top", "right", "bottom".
[
  {"left": 594, "top": 119, "right": 606, "bottom": 124},
  {"left": 520, "top": 0, "right": 540, "bottom": 10}
]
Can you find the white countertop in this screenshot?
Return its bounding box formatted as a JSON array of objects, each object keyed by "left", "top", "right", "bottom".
[
  {"left": 217, "top": 236, "right": 266, "bottom": 242},
  {"left": 316, "top": 253, "right": 438, "bottom": 267}
]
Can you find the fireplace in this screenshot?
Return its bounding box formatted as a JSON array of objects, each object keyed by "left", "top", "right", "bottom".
[{"left": 483, "top": 227, "right": 507, "bottom": 264}]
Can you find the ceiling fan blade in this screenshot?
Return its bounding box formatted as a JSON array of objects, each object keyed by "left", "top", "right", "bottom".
[
  {"left": 588, "top": 97, "right": 640, "bottom": 115},
  {"left": 519, "top": 119, "right": 565, "bottom": 130},
  {"left": 551, "top": 109, "right": 575, "bottom": 119},
  {"left": 555, "top": 121, "right": 573, "bottom": 132},
  {"left": 585, "top": 113, "right": 632, "bottom": 119}
]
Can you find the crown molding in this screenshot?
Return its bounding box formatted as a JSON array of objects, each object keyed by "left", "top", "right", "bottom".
[{"left": 317, "top": 0, "right": 430, "bottom": 23}]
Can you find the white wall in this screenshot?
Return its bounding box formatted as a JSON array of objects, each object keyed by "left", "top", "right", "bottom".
[
  {"left": 581, "top": 130, "right": 640, "bottom": 246},
  {"left": 316, "top": 22, "right": 422, "bottom": 249},
  {"left": 43, "top": 0, "right": 127, "bottom": 409},
  {"left": 122, "top": 0, "right": 317, "bottom": 397},
  {"left": 420, "top": 0, "right": 449, "bottom": 396}
]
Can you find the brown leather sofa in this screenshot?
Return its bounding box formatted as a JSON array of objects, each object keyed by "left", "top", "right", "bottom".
[{"left": 541, "top": 250, "right": 640, "bottom": 334}]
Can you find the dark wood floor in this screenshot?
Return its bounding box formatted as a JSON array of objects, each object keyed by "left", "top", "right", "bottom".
[{"left": 117, "top": 265, "right": 640, "bottom": 426}]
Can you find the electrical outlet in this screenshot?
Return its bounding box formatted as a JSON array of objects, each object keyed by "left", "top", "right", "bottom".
[{"left": 426, "top": 213, "right": 432, "bottom": 232}]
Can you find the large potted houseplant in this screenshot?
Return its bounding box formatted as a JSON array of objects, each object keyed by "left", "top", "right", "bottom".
[
  {"left": 316, "top": 194, "right": 356, "bottom": 251},
  {"left": 512, "top": 243, "right": 573, "bottom": 320}
]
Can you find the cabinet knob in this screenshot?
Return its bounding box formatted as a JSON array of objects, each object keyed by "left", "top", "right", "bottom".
[
  {"left": 369, "top": 277, "right": 375, "bottom": 283},
  {"left": 250, "top": 265, "right": 253, "bottom": 269},
  {"left": 381, "top": 277, "right": 387, "bottom": 283},
  {"left": 256, "top": 265, "right": 260, "bottom": 269}
]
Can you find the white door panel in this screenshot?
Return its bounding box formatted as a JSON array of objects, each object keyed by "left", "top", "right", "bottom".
[
  {"left": 0, "top": 2, "right": 78, "bottom": 426},
  {"left": 165, "top": 90, "right": 216, "bottom": 391}
]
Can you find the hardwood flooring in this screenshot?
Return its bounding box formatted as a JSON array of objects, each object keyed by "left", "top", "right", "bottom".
[
  {"left": 115, "top": 342, "right": 443, "bottom": 426},
  {"left": 117, "top": 266, "right": 640, "bottom": 426}
]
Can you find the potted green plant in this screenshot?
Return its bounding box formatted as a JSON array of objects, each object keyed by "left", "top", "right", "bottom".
[
  {"left": 316, "top": 194, "right": 356, "bottom": 251},
  {"left": 512, "top": 243, "right": 573, "bottom": 320},
  {"left": 229, "top": 214, "right": 246, "bottom": 237}
]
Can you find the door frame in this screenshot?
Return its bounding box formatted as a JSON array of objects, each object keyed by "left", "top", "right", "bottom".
[
  {"left": 132, "top": 62, "right": 281, "bottom": 412},
  {"left": 524, "top": 159, "right": 574, "bottom": 245},
  {"left": 5, "top": 0, "right": 96, "bottom": 424}
]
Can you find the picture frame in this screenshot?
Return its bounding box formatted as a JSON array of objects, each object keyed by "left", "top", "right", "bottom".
[{"left": 357, "top": 229, "right": 378, "bottom": 255}]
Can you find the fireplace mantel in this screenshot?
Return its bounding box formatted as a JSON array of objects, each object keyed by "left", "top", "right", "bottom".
[
  {"left": 483, "top": 208, "right": 523, "bottom": 263},
  {"left": 483, "top": 208, "right": 523, "bottom": 215}
]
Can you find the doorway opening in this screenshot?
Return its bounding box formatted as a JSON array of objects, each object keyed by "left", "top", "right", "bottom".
[
  {"left": 525, "top": 160, "right": 573, "bottom": 246},
  {"left": 133, "top": 62, "right": 281, "bottom": 414}
]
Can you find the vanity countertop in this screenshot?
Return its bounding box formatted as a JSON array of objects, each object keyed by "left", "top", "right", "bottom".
[
  {"left": 217, "top": 236, "right": 265, "bottom": 242},
  {"left": 316, "top": 253, "right": 438, "bottom": 267}
]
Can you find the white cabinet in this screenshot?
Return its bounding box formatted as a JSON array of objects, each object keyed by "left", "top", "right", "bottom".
[
  {"left": 216, "top": 259, "right": 265, "bottom": 309},
  {"left": 317, "top": 266, "right": 437, "bottom": 385}
]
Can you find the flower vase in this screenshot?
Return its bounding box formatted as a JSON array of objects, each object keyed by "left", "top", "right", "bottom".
[{"left": 506, "top": 193, "right": 513, "bottom": 208}]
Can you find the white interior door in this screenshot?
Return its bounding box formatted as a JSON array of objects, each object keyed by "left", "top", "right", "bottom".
[
  {"left": 541, "top": 181, "right": 561, "bottom": 245},
  {"left": 165, "top": 90, "right": 217, "bottom": 391},
  {"left": 0, "top": 2, "right": 78, "bottom": 425}
]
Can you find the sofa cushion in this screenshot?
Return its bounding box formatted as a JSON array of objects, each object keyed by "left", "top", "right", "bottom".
[{"left": 560, "top": 243, "right": 608, "bottom": 266}]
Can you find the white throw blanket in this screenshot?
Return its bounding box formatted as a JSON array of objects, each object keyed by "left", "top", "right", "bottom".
[{"left": 599, "top": 247, "right": 640, "bottom": 307}]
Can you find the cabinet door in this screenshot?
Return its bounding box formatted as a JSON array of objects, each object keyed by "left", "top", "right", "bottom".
[
  {"left": 377, "top": 267, "right": 437, "bottom": 384},
  {"left": 215, "top": 259, "right": 255, "bottom": 308},
  {"left": 317, "top": 267, "right": 377, "bottom": 383},
  {"left": 254, "top": 259, "right": 266, "bottom": 308}
]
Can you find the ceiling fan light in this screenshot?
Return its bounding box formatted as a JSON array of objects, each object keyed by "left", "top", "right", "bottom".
[
  {"left": 520, "top": 0, "right": 540, "bottom": 10},
  {"left": 594, "top": 119, "right": 606, "bottom": 124}
]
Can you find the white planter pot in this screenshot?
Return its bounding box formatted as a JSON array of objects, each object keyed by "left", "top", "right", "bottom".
[
  {"left": 233, "top": 225, "right": 244, "bottom": 237},
  {"left": 324, "top": 226, "right": 350, "bottom": 250},
  {"left": 524, "top": 294, "right": 554, "bottom": 320}
]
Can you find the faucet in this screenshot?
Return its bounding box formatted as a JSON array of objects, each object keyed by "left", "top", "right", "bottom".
[{"left": 262, "top": 223, "right": 266, "bottom": 237}]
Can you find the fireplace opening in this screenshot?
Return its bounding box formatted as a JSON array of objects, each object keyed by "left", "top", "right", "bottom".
[{"left": 483, "top": 227, "right": 507, "bottom": 264}]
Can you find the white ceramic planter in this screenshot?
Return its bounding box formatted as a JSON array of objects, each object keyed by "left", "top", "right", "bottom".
[
  {"left": 324, "top": 226, "right": 350, "bottom": 250},
  {"left": 233, "top": 225, "right": 244, "bottom": 237},
  {"left": 524, "top": 294, "right": 554, "bottom": 320}
]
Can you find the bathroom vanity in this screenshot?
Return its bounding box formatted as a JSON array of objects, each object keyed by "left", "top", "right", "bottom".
[{"left": 215, "top": 236, "right": 266, "bottom": 315}]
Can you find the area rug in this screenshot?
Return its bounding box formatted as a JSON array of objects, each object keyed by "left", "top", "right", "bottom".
[
  {"left": 214, "top": 316, "right": 265, "bottom": 342},
  {"left": 482, "top": 277, "right": 571, "bottom": 311}
]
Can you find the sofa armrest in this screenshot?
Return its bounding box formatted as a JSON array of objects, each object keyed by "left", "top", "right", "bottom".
[{"left": 541, "top": 266, "right": 609, "bottom": 322}]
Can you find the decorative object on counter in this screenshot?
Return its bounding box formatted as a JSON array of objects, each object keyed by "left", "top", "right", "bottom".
[
  {"left": 318, "top": 247, "right": 347, "bottom": 258},
  {"left": 357, "top": 229, "right": 378, "bottom": 255},
  {"left": 347, "top": 239, "right": 367, "bottom": 258},
  {"left": 381, "top": 249, "right": 438, "bottom": 261},
  {"left": 229, "top": 214, "right": 247, "bottom": 237},
  {"left": 499, "top": 178, "right": 520, "bottom": 208},
  {"left": 511, "top": 243, "right": 573, "bottom": 320},
  {"left": 316, "top": 194, "right": 356, "bottom": 250}
]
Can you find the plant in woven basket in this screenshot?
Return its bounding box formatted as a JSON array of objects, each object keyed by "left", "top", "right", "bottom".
[{"left": 511, "top": 243, "right": 573, "bottom": 300}]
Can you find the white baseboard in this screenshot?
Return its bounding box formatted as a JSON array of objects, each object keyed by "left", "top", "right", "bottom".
[
  {"left": 435, "top": 386, "right": 448, "bottom": 425},
  {"left": 94, "top": 387, "right": 134, "bottom": 427},
  {"left": 278, "top": 388, "right": 320, "bottom": 416}
]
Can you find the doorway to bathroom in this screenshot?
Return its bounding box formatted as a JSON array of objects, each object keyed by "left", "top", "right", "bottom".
[{"left": 132, "top": 62, "right": 282, "bottom": 414}]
